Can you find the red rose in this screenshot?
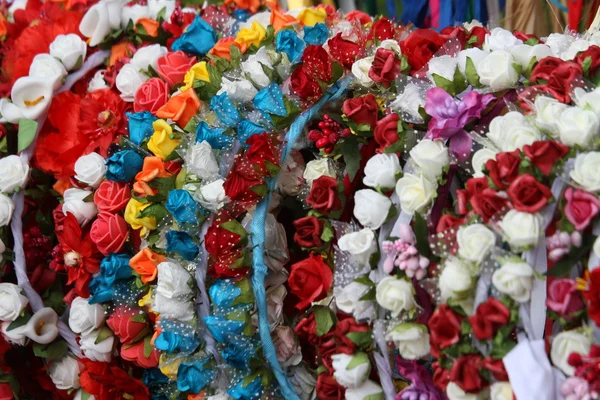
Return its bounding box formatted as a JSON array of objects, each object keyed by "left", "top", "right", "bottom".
[
  {"left": 531, "top": 57, "right": 566, "bottom": 82},
  {"left": 564, "top": 187, "right": 600, "bottom": 231},
  {"left": 156, "top": 51, "right": 197, "bottom": 87},
  {"left": 246, "top": 133, "right": 278, "bottom": 173},
  {"left": 328, "top": 33, "right": 362, "bottom": 69},
  {"left": 575, "top": 45, "right": 600, "bottom": 77},
  {"left": 294, "top": 312, "right": 326, "bottom": 346},
  {"left": 120, "top": 339, "right": 160, "bottom": 368},
  {"left": 369, "top": 48, "right": 400, "bottom": 87},
  {"left": 400, "top": 29, "right": 447, "bottom": 71},
  {"left": 507, "top": 173, "right": 553, "bottom": 213},
  {"left": 334, "top": 315, "right": 370, "bottom": 351},
  {"left": 290, "top": 65, "right": 323, "bottom": 101},
  {"left": 374, "top": 113, "right": 400, "bottom": 152},
  {"left": 223, "top": 159, "right": 264, "bottom": 204},
  {"left": 368, "top": 17, "right": 395, "bottom": 41},
  {"left": 316, "top": 373, "right": 345, "bottom": 400},
  {"left": 106, "top": 306, "right": 150, "bottom": 344},
  {"left": 514, "top": 31, "right": 538, "bottom": 42},
  {"left": 481, "top": 357, "right": 509, "bottom": 381},
  {"left": 428, "top": 304, "right": 463, "bottom": 357},
  {"left": 432, "top": 361, "right": 450, "bottom": 390},
  {"left": 544, "top": 62, "right": 582, "bottom": 103},
  {"left": 345, "top": 10, "right": 372, "bottom": 25},
  {"left": 450, "top": 355, "right": 488, "bottom": 393},
  {"left": 523, "top": 141, "right": 569, "bottom": 176},
  {"left": 94, "top": 180, "right": 130, "bottom": 212},
  {"left": 342, "top": 94, "right": 379, "bottom": 128},
  {"left": 440, "top": 26, "right": 467, "bottom": 47},
  {"left": 306, "top": 176, "right": 342, "bottom": 215},
  {"left": 458, "top": 177, "right": 507, "bottom": 222},
  {"left": 468, "top": 298, "right": 511, "bottom": 340},
  {"left": 547, "top": 278, "right": 585, "bottom": 318},
  {"left": 436, "top": 214, "right": 466, "bottom": 233},
  {"left": 134, "top": 78, "right": 169, "bottom": 113},
  {"left": 467, "top": 26, "right": 489, "bottom": 48},
  {"left": 485, "top": 149, "right": 520, "bottom": 190},
  {"left": 288, "top": 254, "right": 333, "bottom": 309},
  {"left": 293, "top": 216, "right": 324, "bottom": 248},
  {"left": 212, "top": 249, "right": 249, "bottom": 279},
  {"left": 301, "top": 45, "right": 332, "bottom": 82},
  {"left": 89, "top": 212, "right": 129, "bottom": 256},
  {"left": 205, "top": 221, "right": 241, "bottom": 256}
]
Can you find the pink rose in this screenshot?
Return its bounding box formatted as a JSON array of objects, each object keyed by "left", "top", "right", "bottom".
[
  {"left": 273, "top": 326, "right": 301, "bottom": 367},
  {"left": 94, "top": 180, "right": 130, "bottom": 213},
  {"left": 90, "top": 212, "right": 129, "bottom": 255},
  {"left": 564, "top": 187, "right": 600, "bottom": 230},
  {"left": 134, "top": 78, "right": 169, "bottom": 113},
  {"left": 546, "top": 278, "right": 585, "bottom": 317},
  {"left": 156, "top": 51, "right": 197, "bottom": 87}
]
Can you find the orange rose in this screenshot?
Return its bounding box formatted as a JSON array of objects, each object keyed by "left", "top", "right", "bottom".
[
  {"left": 129, "top": 248, "right": 166, "bottom": 284},
  {"left": 210, "top": 37, "right": 246, "bottom": 59},
  {"left": 136, "top": 18, "right": 159, "bottom": 37},
  {"left": 156, "top": 89, "right": 201, "bottom": 128},
  {"left": 110, "top": 42, "right": 132, "bottom": 66},
  {"left": 271, "top": 9, "right": 298, "bottom": 32},
  {"left": 226, "top": 0, "right": 260, "bottom": 13},
  {"left": 133, "top": 156, "right": 172, "bottom": 196}
]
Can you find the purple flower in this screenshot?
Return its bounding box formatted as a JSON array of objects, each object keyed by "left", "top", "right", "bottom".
[
  {"left": 395, "top": 359, "right": 447, "bottom": 400},
  {"left": 424, "top": 87, "right": 493, "bottom": 161}
]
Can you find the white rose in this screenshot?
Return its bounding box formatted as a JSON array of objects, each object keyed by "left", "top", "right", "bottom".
[
  {"left": 557, "top": 107, "right": 599, "bottom": 147},
  {"left": 121, "top": 4, "right": 151, "bottom": 27},
  {"left": 156, "top": 261, "right": 193, "bottom": 300},
  {"left": 464, "top": 20, "right": 483, "bottom": 30},
  {"left": 477, "top": 50, "right": 519, "bottom": 91},
  {"left": 410, "top": 139, "right": 450, "bottom": 180},
  {"left": 484, "top": 28, "right": 523, "bottom": 52},
  {"left": 378, "top": 39, "right": 401, "bottom": 54},
  {"left": 447, "top": 382, "right": 480, "bottom": 400},
  {"left": 338, "top": 229, "right": 377, "bottom": 266},
  {"left": 363, "top": 153, "right": 401, "bottom": 189},
  {"left": 0, "top": 194, "right": 15, "bottom": 227},
  {"left": 353, "top": 189, "right": 392, "bottom": 230},
  {"left": 131, "top": 44, "right": 168, "bottom": 72},
  {"left": 457, "top": 224, "right": 496, "bottom": 265},
  {"left": 217, "top": 77, "right": 258, "bottom": 104},
  {"left": 331, "top": 352, "right": 371, "bottom": 388},
  {"left": 0, "top": 283, "right": 29, "bottom": 322},
  {"left": 74, "top": 152, "right": 106, "bottom": 188},
  {"left": 50, "top": 34, "right": 87, "bottom": 71},
  {"left": 395, "top": 173, "right": 436, "bottom": 215},
  {"left": 439, "top": 258, "right": 475, "bottom": 301},
  {"left": 500, "top": 210, "right": 542, "bottom": 250},
  {"left": 492, "top": 260, "right": 535, "bottom": 302},
  {"left": 116, "top": 64, "right": 148, "bottom": 102},
  {"left": 10, "top": 76, "right": 54, "bottom": 120},
  {"left": 561, "top": 39, "right": 590, "bottom": 60},
  {"left": 490, "top": 382, "right": 513, "bottom": 400},
  {"left": 148, "top": 0, "right": 175, "bottom": 20},
  {"left": 62, "top": 188, "right": 98, "bottom": 226},
  {"left": 0, "top": 155, "right": 29, "bottom": 193},
  {"left": 79, "top": 0, "right": 125, "bottom": 46},
  {"left": 48, "top": 356, "right": 81, "bottom": 390},
  {"left": 551, "top": 330, "right": 592, "bottom": 376},
  {"left": 471, "top": 148, "right": 496, "bottom": 178},
  {"left": 88, "top": 70, "right": 109, "bottom": 92},
  {"left": 29, "top": 53, "right": 67, "bottom": 90},
  {"left": 376, "top": 277, "right": 415, "bottom": 317},
  {"left": 68, "top": 297, "right": 105, "bottom": 334},
  {"left": 239, "top": 11, "right": 271, "bottom": 31},
  {"left": 574, "top": 87, "right": 600, "bottom": 115},
  {"left": 544, "top": 33, "right": 575, "bottom": 57},
  {"left": 276, "top": 152, "right": 305, "bottom": 196},
  {"left": 80, "top": 329, "right": 114, "bottom": 362},
  {"left": 457, "top": 48, "right": 488, "bottom": 75},
  {"left": 345, "top": 380, "right": 384, "bottom": 400},
  {"left": 427, "top": 55, "right": 459, "bottom": 83},
  {"left": 74, "top": 390, "right": 96, "bottom": 400},
  {"left": 487, "top": 111, "right": 541, "bottom": 152},
  {"left": 196, "top": 179, "right": 228, "bottom": 212},
  {"left": 570, "top": 152, "right": 600, "bottom": 192},
  {"left": 303, "top": 158, "right": 335, "bottom": 184},
  {"left": 153, "top": 292, "right": 194, "bottom": 321},
  {"left": 534, "top": 96, "right": 569, "bottom": 136},
  {"left": 510, "top": 44, "right": 552, "bottom": 69},
  {"left": 185, "top": 141, "right": 219, "bottom": 180},
  {"left": 386, "top": 323, "right": 430, "bottom": 360},
  {"left": 241, "top": 47, "right": 272, "bottom": 89},
  {"left": 352, "top": 57, "right": 375, "bottom": 87},
  {"left": 1, "top": 321, "right": 28, "bottom": 345},
  {"left": 593, "top": 236, "right": 600, "bottom": 258},
  {"left": 335, "top": 282, "right": 375, "bottom": 321}
]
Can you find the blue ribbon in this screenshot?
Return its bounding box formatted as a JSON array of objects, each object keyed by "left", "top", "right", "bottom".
[{"left": 249, "top": 77, "right": 351, "bottom": 399}]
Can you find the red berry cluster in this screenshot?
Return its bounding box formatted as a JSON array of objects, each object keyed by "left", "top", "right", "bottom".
[{"left": 307, "top": 114, "right": 351, "bottom": 154}]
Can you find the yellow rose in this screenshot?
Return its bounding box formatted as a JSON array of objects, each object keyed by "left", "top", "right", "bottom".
[
  {"left": 235, "top": 21, "right": 266, "bottom": 48},
  {"left": 297, "top": 8, "right": 327, "bottom": 26},
  {"left": 181, "top": 61, "right": 210, "bottom": 91},
  {"left": 124, "top": 198, "right": 157, "bottom": 236},
  {"left": 159, "top": 354, "right": 182, "bottom": 379},
  {"left": 148, "top": 119, "right": 181, "bottom": 159}
]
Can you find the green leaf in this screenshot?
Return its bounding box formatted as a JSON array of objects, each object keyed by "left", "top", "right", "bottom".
[
  {"left": 512, "top": 62, "right": 523, "bottom": 76},
  {"left": 432, "top": 73, "right": 454, "bottom": 94},
  {"left": 346, "top": 332, "right": 373, "bottom": 350},
  {"left": 231, "top": 278, "right": 254, "bottom": 306},
  {"left": 523, "top": 56, "right": 538, "bottom": 79},
  {"left": 81, "top": 391, "right": 92, "bottom": 400},
  {"left": 525, "top": 37, "right": 540, "bottom": 45},
  {"left": 400, "top": 55, "right": 410, "bottom": 73},
  {"left": 353, "top": 275, "right": 375, "bottom": 286},
  {"left": 250, "top": 183, "right": 268, "bottom": 197},
  {"left": 175, "top": 168, "right": 187, "bottom": 190},
  {"left": 582, "top": 56, "right": 593, "bottom": 76},
  {"left": 143, "top": 336, "right": 153, "bottom": 358},
  {"left": 220, "top": 220, "right": 248, "bottom": 240},
  {"left": 346, "top": 352, "right": 369, "bottom": 370},
  {"left": 467, "top": 35, "right": 479, "bottom": 46},
  {"left": 452, "top": 67, "right": 468, "bottom": 94},
  {"left": 320, "top": 222, "right": 334, "bottom": 243},
  {"left": 33, "top": 340, "right": 68, "bottom": 360},
  {"left": 94, "top": 326, "right": 114, "bottom": 344},
  {"left": 313, "top": 306, "right": 334, "bottom": 336},
  {"left": 264, "top": 160, "right": 280, "bottom": 177},
  {"left": 17, "top": 119, "right": 38, "bottom": 152},
  {"left": 6, "top": 314, "right": 30, "bottom": 331},
  {"left": 330, "top": 62, "right": 344, "bottom": 83},
  {"left": 340, "top": 135, "right": 361, "bottom": 181},
  {"left": 413, "top": 212, "right": 433, "bottom": 260},
  {"left": 460, "top": 319, "right": 473, "bottom": 335},
  {"left": 547, "top": 234, "right": 596, "bottom": 277},
  {"left": 465, "top": 57, "right": 481, "bottom": 87},
  {"left": 130, "top": 314, "right": 148, "bottom": 323},
  {"left": 270, "top": 97, "right": 300, "bottom": 131},
  {"left": 359, "top": 287, "right": 376, "bottom": 301},
  {"left": 364, "top": 393, "right": 385, "bottom": 400},
  {"left": 138, "top": 203, "right": 169, "bottom": 221},
  {"left": 156, "top": 6, "right": 166, "bottom": 21}
]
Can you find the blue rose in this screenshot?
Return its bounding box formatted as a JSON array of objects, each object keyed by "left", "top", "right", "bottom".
[
  {"left": 172, "top": 15, "right": 217, "bottom": 56},
  {"left": 89, "top": 254, "right": 132, "bottom": 304},
  {"left": 88, "top": 278, "right": 113, "bottom": 304},
  {"left": 177, "top": 359, "right": 216, "bottom": 394},
  {"left": 233, "top": 8, "right": 251, "bottom": 22},
  {"left": 195, "top": 122, "right": 234, "bottom": 149},
  {"left": 228, "top": 377, "right": 262, "bottom": 400},
  {"left": 106, "top": 150, "right": 144, "bottom": 182},
  {"left": 142, "top": 368, "right": 171, "bottom": 400},
  {"left": 127, "top": 111, "right": 157, "bottom": 146},
  {"left": 238, "top": 120, "right": 268, "bottom": 147},
  {"left": 254, "top": 83, "right": 287, "bottom": 117},
  {"left": 204, "top": 316, "right": 245, "bottom": 343},
  {"left": 166, "top": 230, "right": 199, "bottom": 261},
  {"left": 304, "top": 23, "right": 328, "bottom": 45},
  {"left": 221, "top": 337, "right": 255, "bottom": 370},
  {"left": 166, "top": 190, "right": 199, "bottom": 225},
  {"left": 276, "top": 30, "right": 306, "bottom": 63},
  {"left": 210, "top": 93, "right": 241, "bottom": 127},
  {"left": 209, "top": 279, "right": 242, "bottom": 308},
  {"left": 154, "top": 331, "right": 200, "bottom": 354}
]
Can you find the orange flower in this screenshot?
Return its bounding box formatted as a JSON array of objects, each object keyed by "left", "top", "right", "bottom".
[
  {"left": 129, "top": 248, "right": 166, "bottom": 284},
  {"left": 226, "top": 0, "right": 261, "bottom": 13},
  {"left": 156, "top": 89, "right": 201, "bottom": 128},
  {"left": 0, "top": 15, "right": 7, "bottom": 39},
  {"left": 136, "top": 18, "right": 159, "bottom": 37},
  {"left": 210, "top": 37, "right": 246, "bottom": 59},
  {"left": 271, "top": 9, "right": 298, "bottom": 32},
  {"left": 110, "top": 42, "right": 132, "bottom": 66},
  {"left": 52, "top": 178, "right": 72, "bottom": 195},
  {"left": 133, "top": 156, "right": 171, "bottom": 196}
]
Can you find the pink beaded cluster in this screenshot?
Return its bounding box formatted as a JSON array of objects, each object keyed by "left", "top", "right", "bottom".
[
  {"left": 547, "top": 231, "right": 582, "bottom": 262},
  {"left": 382, "top": 224, "right": 429, "bottom": 279}
]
